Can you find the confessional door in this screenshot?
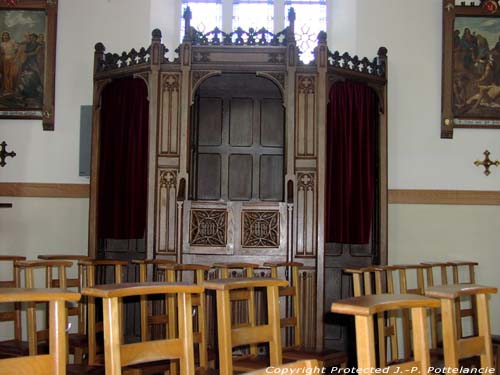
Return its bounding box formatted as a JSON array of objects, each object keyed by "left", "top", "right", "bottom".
[{"left": 183, "top": 73, "right": 286, "bottom": 259}]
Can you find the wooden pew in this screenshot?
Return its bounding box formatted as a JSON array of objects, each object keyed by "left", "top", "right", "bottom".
[
  {"left": 0, "top": 288, "right": 80, "bottom": 375},
  {"left": 82, "top": 282, "right": 202, "bottom": 375}
]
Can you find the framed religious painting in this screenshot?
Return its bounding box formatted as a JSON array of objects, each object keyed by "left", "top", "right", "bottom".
[
  {"left": 0, "top": 0, "right": 57, "bottom": 130},
  {"left": 442, "top": 0, "right": 500, "bottom": 138}
]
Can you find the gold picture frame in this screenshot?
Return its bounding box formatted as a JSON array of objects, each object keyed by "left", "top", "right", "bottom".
[{"left": 0, "top": 0, "right": 57, "bottom": 130}]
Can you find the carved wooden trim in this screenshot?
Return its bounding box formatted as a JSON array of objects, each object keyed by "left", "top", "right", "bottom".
[
  {"left": 2, "top": 184, "right": 498, "bottom": 205},
  {"left": 295, "top": 172, "right": 316, "bottom": 257},
  {"left": 157, "top": 170, "right": 178, "bottom": 254},
  {"left": 159, "top": 73, "right": 181, "bottom": 156},
  {"left": 296, "top": 75, "right": 316, "bottom": 157},
  {"left": 256, "top": 72, "right": 286, "bottom": 96},
  {"left": 241, "top": 210, "right": 280, "bottom": 248},
  {"left": 190, "top": 209, "right": 227, "bottom": 246},
  {"left": 388, "top": 189, "right": 500, "bottom": 205},
  {"left": 0, "top": 183, "right": 89, "bottom": 198},
  {"left": 190, "top": 70, "right": 221, "bottom": 103}
]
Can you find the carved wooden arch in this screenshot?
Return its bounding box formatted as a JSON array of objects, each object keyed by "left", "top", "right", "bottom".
[
  {"left": 88, "top": 75, "right": 151, "bottom": 257},
  {"left": 256, "top": 72, "right": 287, "bottom": 106},
  {"left": 190, "top": 70, "right": 222, "bottom": 105},
  {"left": 327, "top": 74, "right": 386, "bottom": 114}
]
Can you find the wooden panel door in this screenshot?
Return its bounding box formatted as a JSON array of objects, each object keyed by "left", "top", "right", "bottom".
[{"left": 191, "top": 73, "right": 284, "bottom": 202}]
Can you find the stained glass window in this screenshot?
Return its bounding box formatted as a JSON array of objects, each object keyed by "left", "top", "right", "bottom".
[
  {"left": 285, "top": 0, "right": 326, "bottom": 63},
  {"left": 181, "top": 0, "right": 222, "bottom": 40},
  {"left": 233, "top": 0, "right": 274, "bottom": 32}
]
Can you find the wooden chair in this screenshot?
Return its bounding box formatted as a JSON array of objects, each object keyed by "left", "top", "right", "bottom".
[
  {"left": 344, "top": 266, "right": 398, "bottom": 366},
  {"left": 425, "top": 284, "right": 497, "bottom": 370},
  {"left": 131, "top": 259, "right": 176, "bottom": 342},
  {"left": 243, "top": 359, "right": 321, "bottom": 375},
  {"left": 266, "top": 262, "right": 347, "bottom": 368},
  {"left": 204, "top": 277, "right": 288, "bottom": 374},
  {"left": 77, "top": 259, "right": 128, "bottom": 366},
  {"left": 38, "top": 254, "right": 91, "bottom": 363},
  {"left": 384, "top": 264, "right": 426, "bottom": 361},
  {"left": 212, "top": 262, "right": 261, "bottom": 359},
  {"left": 82, "top": 282, "right": 202, "bottom": 375},
  {"left": 332, "top": 294, "right": 440, "bottom": 374},
  {"left": 163, "top": 263, "right": 214, "bottom": 372},
  {"left": 492, "top": 335, "right": 500, "bottom": 375},
  {"left": 0, "top": 256, "right": 27, "bottom": 359},
  {"left": 15, "top": 259, "right": 73, "bottom": 356},
  {"left": 0, "top": 288, "right": 81, "bottom": 375}
]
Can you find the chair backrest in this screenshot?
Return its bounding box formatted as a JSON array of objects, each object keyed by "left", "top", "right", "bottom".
[
  {"left": 131, "top": 259, "right": 176, "bottom": 341},
  {"left": 38, "top": 254, "right": 90, "bottom": 335},
  {"left": 15, "top": 260, "right": 73, "bottom": 355},
  {"left": 263, "top": 261, "right": 303, "bottom": 349},
  {"left": 425, "top": 284, "right": 497, "bottom": 370},
  {"left": 212, "top": 262, "right": 260, "bottom": 356},
  {"left": 0, "top": 256, "right": 26, "bottom": 342},
  {"left": 332, "top": 294, "right": 440, "bottom": 373},
  {"left": 243, "top": 359, "right": 321, "bottom": 375},
  {"left": 162, "top": 263, "right": 210, "bottom": 369},
  {"left": 79, "top": 259, "right": 128, "bottom": 365},
  {"left": 82, "top": 282, "right": 202, "bottom": 375},
  {"left": 0, "top": 288, "right": 80, "bottom": 375},
  {"left": 203, "top": 277, "right": 288, "bottom": 374},
  {"left": 344, "top": 266, "right": 399, "bottom": 366}
]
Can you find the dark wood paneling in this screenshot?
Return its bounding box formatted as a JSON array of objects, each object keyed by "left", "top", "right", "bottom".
[
  {"left": 230, "top": 98, "right": 253, "bottom": 146},
  {"left": 198, "top": 97, "right": 222, "bottom": 146},
  {"left": 260, "top": 155, "right": 283, "bottom": 201},
  {"left": 228, "top": 154, "right": 252, "bottom": 200},
  {"left": 196, "top": 154, "right": 221, "bottom": 200},
  {"left": 261, "top": 98, "right": 284, "bottom": 147}
]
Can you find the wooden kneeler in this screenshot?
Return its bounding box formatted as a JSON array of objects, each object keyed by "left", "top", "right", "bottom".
[
  {"left": 83, "top": 282, "right": 201, "bottom": 375},
  {"left": 332, "top": 294, "right": 440, "bottom": 374},
  {"left": 204, "top": 277, "right": 288, "bottom": 374},
  {"left": 0, "top": 288, "right": 80, "bottom": 375}
]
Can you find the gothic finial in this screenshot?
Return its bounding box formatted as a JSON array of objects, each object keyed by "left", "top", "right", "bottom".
[
  {"left": 94, "top": 42, "right": 105, "bottom": 53},
  {"left": 183, "top": 6, "right": 192, "bottom": 42},
  {"left": 377, "top": 46, "right": 388, "bottom": 58},
  {"left": 318, "top": 31, "right": 327, "bottom": 44},
  {"left": 288, "top": 7, "right": 296, "bottom": 42},
  {"left": 152, "top": 28, "right": 162, "bottom": 39}
]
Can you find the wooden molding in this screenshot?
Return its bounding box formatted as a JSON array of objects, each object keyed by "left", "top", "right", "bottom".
[
  {"left": 1, "top": 184, "right": 499, "bottom": 205},
  {"left": 0, "top": 183, "right": 89, "bottom": 198},
  {"left": 389, "top": 189, "right": 500, "bottom": 206}
]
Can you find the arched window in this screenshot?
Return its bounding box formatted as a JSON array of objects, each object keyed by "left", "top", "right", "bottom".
[
  {"left": 233, "top": 0, "right": 274, "bottom": 31},
  {"left": 181, "top": 0, "right": 222, "bottom": 37},
  {"left": 180, "top": 0, "right": 327, "bottom": 63},
  {"left": 285, "top": 0, "right": 327, "bottom": 63}
]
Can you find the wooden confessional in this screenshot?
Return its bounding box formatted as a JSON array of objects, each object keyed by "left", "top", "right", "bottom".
[{"left": 88, "top": 9, "right": 388, "bottom": 351}]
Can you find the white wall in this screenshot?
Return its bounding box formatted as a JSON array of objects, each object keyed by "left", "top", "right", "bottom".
[
  {"left": 0, "top": 0, "right": 152, "bottom": 259},
  {"left": 355, "top": 0, "right": 500, "bottom": 190},
  {"left": 342, "top": 0, "right": 500, "bottom": 333}
]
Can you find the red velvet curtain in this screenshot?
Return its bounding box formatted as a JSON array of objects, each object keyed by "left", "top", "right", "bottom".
[
  {"left": 98, "top": 78, "right": 149, "bottom": 239},
  {"left": 325, "top": 81, "right": 378, "bottom": 244}
]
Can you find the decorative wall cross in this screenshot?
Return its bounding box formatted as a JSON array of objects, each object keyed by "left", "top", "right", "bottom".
[
  {"left": 0, "top": 141, "right": 16, "bottom": 167},
  {"left": 474, "top": 150, "right": 499, "bottom": 176}
]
